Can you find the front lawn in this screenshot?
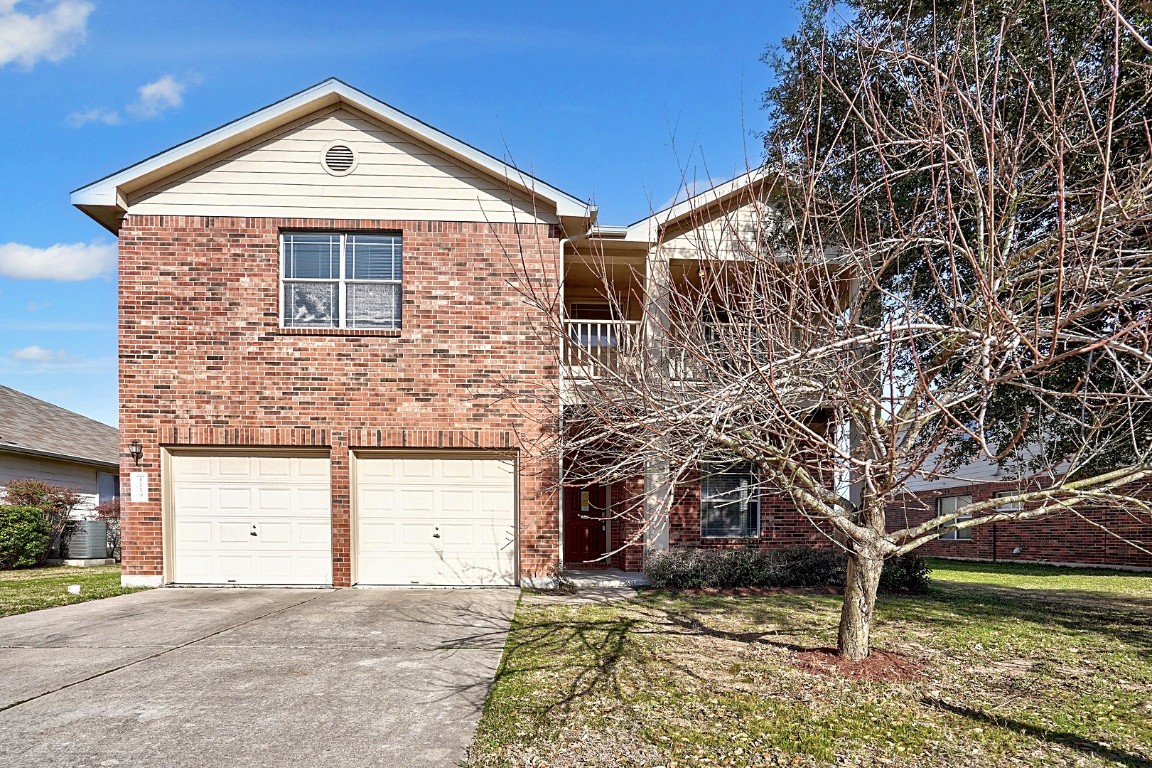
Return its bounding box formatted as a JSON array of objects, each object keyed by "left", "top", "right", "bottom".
[
  {"left": 467, "top": 560, "right": 1152, "bottom": 767},
  {"left": 0, "top": 565, "right": 145, "bottom": 618}
]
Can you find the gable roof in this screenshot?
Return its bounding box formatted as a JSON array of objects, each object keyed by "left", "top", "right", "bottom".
[
  {"left": 72, "top": 78, "right": 595, "bottom": 232},
  {"left": 0, "top": 386, "right": 118, "bottom": 468},
  {"left": 624, "top": 167, "right": 781, "bottom": 243}
]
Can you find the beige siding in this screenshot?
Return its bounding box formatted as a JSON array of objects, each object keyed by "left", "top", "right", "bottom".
[
  {"left": 0, "top": 451, "right": 102, "bottom": 512},
  {"left": 657, "top": 198, "right": 776, "bottom": 260},
  {"left": 127, "top": 107, "right": 558, "bottom": 225}
]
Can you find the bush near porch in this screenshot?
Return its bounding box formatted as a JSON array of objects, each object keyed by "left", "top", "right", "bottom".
[
  {"left": 643, "top": 546, "right": 931, "bottom": 594},
  {"left": 465, "top": 559, "right": 1152, "bottom": 768}
]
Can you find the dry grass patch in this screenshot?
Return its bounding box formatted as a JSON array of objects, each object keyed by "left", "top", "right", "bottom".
[{"left": 466, "top": 561, "right": 1152, "bottom": 768}]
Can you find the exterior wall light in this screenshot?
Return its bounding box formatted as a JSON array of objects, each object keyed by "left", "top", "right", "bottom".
[{"left": 128, "top": 440, "right": 143, "bottom": 466}]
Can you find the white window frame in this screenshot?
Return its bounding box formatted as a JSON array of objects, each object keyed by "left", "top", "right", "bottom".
[
  {"left": 937, "top": 494, "right": 973, "bottom": 540},
  {"left": 994, "top": 489, "right": 1024, "bottom": 512},
  {"left": 280, "top": 232, "right": 402, "bottom": 330},
  {"left": 700, "top": 462, "right": 761, "bottom": 539}
]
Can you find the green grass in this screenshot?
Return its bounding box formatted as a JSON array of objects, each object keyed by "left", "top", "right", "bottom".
[
  {"left": 927, "top": 557, "right": 1152, "bottom": 597},
  {"left": 0, "top": 565, "right": 146, "bottom": 618},
  {"left": 466, "top": 560, "right": 1152, "bottom": 768}
]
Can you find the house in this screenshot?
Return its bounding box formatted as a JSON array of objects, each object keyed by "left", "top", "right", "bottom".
[
  {"left": 0, "top": 385, "right": 119, "bottom": 513},
  {"left": 70, "top": 79, "right": 831, "bottom": 588},
  {"left": 72, "top": 79, "right": 1145, "bottom": 589},
  {"left": 888, "top": 457, "right": 1152, "bottom": 569}
]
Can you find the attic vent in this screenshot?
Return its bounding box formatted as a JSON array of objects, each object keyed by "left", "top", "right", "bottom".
[{"left": 321, "top": 142, "right": 357, "bottom": 176}]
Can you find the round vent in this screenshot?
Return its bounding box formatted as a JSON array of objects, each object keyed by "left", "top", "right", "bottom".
[{"left": 321, "top": 142, "right": 357, "bottom": 176}]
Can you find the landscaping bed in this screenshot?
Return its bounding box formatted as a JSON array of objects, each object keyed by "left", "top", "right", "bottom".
[
  {"left": 0, "top": 565, "right": 144, "bottom": 618},
  {"left": 466, "top": 560, "right": 1152, "bottom": 767}
]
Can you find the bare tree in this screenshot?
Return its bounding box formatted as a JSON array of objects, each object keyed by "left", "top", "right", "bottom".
[{"left": 505, "top": 1, "right": 1152, "bottom": 660}]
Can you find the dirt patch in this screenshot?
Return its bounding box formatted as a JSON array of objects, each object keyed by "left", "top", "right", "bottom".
[{"left": 794, "top": 647, "right": 924, "bottom": 682}]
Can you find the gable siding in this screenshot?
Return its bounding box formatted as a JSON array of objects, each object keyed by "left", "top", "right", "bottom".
[
  {"left": 657, "top": 198, "right": 775, "bottom": 260},
  {"left": 127, "top": 108, "right": 557, "bottom": 225}
]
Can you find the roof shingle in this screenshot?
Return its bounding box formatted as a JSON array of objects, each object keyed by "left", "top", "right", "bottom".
[{"left": 0, "top": 386, "right": 118, "bottom": 467}]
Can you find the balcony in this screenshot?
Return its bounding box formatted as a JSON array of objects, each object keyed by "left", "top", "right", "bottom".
[{"left": 563, "top": 319, "right": 642, "bottom": 381}]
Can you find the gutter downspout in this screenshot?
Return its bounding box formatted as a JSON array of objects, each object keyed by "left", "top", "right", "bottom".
[{"left": 557, "top": 235, "right": 569, "bottom": 578}]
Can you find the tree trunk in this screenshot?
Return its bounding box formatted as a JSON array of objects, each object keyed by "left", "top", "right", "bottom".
[{"left": 838, "top": 546, "right": 884, "bottom": 660}]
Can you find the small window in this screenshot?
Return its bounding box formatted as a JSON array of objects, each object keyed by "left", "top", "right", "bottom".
[
  {"left": 994, "top": 490, "right": 1023, "bottom": 512},
  {"left": 938, "top": 494, "right": 973, "bottom": 540},
  {"left": 701, "top": 462, "right": 760, "bottom": 538},
  {"left": 97, "top": 472, "right": 120, "bottom": 504},
  {"left": 281, "top": 232, "right": 402, "bottom": 330}
]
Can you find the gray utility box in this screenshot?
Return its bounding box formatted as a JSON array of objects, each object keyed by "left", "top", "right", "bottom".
[{"left": 61, "top": 520, "right": 110, "bottom": 560}]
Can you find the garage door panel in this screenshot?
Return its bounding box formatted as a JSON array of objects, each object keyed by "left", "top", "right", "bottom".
[
  {"left": 355, "top": 454, "right": 516, "bottom": 586},
  {"left": 400, "top": 489, "right": 434, "bottom": 512},
  {"left": 298, "top": 521, "right": 332, "bottom": 545},
  {"left": 218, "top": 522, "right": 251, "bottom": 543},
  {"left": 401, "top": 459, "right": 435, "bottom": 479},
  {"left": 171, "top": 453, "right": 332, "bottom": 586}
]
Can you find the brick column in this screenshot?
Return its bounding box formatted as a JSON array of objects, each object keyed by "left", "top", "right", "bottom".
[{"left": 330, "top": 433, "right": 352, "bottom": 587}]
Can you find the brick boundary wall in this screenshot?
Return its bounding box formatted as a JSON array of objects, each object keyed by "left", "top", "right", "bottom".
[{"left": 117, "top": 215, "right": 560, "bottom": 586}]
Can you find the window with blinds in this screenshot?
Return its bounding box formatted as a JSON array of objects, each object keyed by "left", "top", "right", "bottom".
[
  {"left": 281, "top": 232, "right": 402, "bottom": 330},
  {"left": 701, "top": 462, "right": 760, "bottom": 538}
]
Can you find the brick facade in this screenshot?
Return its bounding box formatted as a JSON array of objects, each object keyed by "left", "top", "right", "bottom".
[
  {"left": 118, "top": 215, "right": 560, "bottom": 586},
  {"left": 888, "top": 482, "right": 1152, "bottom": 569}
]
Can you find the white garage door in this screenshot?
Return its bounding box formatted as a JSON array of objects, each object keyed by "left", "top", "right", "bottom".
[
  {"left": 171, "top": 453, "right": 332, "bottom": 586},
  {"left": 355, "top": 454, "right": 516, "bottom": 586}
]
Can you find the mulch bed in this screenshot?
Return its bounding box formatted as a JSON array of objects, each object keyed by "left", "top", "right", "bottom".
[{"left": 794, "top": 647, "right": 924, "bottom": 682}]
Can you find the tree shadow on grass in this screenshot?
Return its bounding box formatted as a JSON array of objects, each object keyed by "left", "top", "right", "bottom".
[
  {"left": 881, "top": 583, "right": 1152, "bottom": 653},
  {"left": 925, "top": 698, "right": 1152, "bottom": 768}
]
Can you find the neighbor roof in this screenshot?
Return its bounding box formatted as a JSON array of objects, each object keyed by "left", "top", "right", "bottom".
[
  {"left": 0, "top": 386, "right": 118, "bottom": 468},
  {"left": 72, "top": 77, "right": 595, "bottom": 232}
]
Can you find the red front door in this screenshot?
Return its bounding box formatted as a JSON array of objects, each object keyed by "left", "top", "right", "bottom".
[{"left": 563, "top": 485, "right": 608, "bottom": 563}]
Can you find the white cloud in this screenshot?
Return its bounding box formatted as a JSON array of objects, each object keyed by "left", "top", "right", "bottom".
[
  {"left": 71, "top": 73, "right": 196, "bottom": 128},
  {"left": 10, "top": 345, "right": 71, "bottom": 363},
  {"left": 0, "top": 241, "right": 116, "bottom": 281},
  {"left": 126, "top": 74, "right": 186, "bottom": 119},
  {"left": 67, "top": 107, "right": 121, "bottom": 127},
  {"left": 0, "top": 0, "right": 93, "bottom": 70},
  {"left": 5, "top": 345, "right": 111, "bottom": 372}
]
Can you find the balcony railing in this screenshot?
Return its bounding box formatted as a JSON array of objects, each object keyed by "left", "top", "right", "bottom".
[{"left": 563, "top": 319, "right": 642, "bottom": 378}]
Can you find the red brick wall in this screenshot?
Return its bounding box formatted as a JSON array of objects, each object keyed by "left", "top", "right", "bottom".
[
  {"left": 117, "top": 215, "right": 560, "bottom": 586},
  {"left": 888, "top": 483, "right": 1152, "bottom": 569}
]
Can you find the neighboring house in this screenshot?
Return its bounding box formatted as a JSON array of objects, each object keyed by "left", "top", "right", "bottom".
[
  {"left": 888, "top": 456, "right": 1152, "bottom": 569},
  {"left": 69, "top": 79, "right": 1146, "bottom": 589},
  {"left": 0, "top": 385, "right": 119, "bottom": 514}
]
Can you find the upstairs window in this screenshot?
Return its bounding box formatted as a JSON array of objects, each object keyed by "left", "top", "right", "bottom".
[
  {"left": 281, "top": 232, "right": 402, "bottom": 330},
  {"left": 701, "top": 461, "right": 760, "bottom": 538}
]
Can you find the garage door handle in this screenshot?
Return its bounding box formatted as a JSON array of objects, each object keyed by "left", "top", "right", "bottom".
[{"left": 433, "top": 527, "right": 440, "bottom": 539}]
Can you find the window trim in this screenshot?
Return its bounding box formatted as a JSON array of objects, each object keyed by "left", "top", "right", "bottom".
[
  {"left": 700, "top": 462, "right": 761, "bottom": 539},
  {"left": 994, "top": 489, "right": 1024, "bottom": 512},
  {"left": 279, "top": 231, "right": 402, "bottom": 331},
  {"left": 937, "top": 494, "right": 974, "bottom": 541}
]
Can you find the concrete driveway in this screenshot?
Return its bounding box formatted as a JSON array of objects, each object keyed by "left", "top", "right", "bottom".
[{"left": 0, "top": 587, "right": 517, "bottom": 767}]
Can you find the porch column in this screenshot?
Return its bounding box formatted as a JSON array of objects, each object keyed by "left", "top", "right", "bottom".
[{"left": 643, "top": 247, "right": 672, "bottom": 552}]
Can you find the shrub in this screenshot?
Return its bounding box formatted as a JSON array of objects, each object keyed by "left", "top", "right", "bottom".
[
  {"left": 879, "top": 553, "right": 932, "bottom": 594},
  {"left": 2, "top": 479, "right": 83, "bottom": 552},
  {"left": 0, "top": 506, "right": 54, "bottom": 569},
  {"left": 644, "top": 546, "right": 932, "bottom": 593},
  {"left": 95, "top": 498, "right": 121, "bottom": 562}
]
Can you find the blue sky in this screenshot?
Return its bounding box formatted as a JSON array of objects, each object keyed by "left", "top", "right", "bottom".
[{"left": 0, "top": 0, "right": 799, "bottom": 427}]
